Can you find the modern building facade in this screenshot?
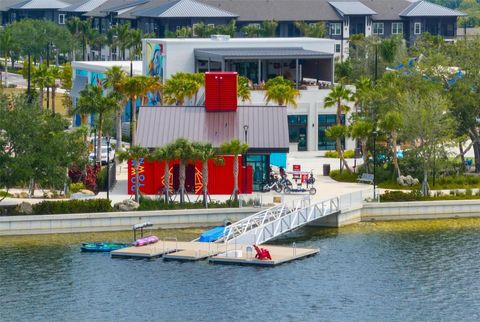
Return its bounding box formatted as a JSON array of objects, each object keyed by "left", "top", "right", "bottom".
[{"left": 0, "top": 0, "right": 466, "bottom": 60}]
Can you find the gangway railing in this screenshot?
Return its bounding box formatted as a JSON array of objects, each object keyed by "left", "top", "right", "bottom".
[{"left": 218, "top": 196, "right": 341, "bottom": 245}]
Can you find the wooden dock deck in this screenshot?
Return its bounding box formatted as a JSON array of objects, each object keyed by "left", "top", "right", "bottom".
[
  {"left": 209, "top": 245, "right": 319, "bottom": 266},
  {"left": 111, "top": 240, "right": 319, "bottom": 265}
]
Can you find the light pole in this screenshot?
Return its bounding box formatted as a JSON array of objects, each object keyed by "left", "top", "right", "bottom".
[
  {"left": 93, "top": 128, "right": 97, "bottom": 165},
  {"left": 106, "top": 136, "right": 111, "bottom": 201},
  {"left": 243, "top": 125, "right": 249, "bottom": 194},
  {"left": 373, "top": 130, "right": 378, "bottom": 200}
]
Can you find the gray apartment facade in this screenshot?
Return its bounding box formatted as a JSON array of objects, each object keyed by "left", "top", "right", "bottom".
[{"left": 0, "top": 0, "right": 466, "bottom": 60}]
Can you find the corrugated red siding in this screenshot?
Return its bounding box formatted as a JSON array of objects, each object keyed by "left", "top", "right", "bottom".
[{"left": 205, "top": 72, "right": 237, "bottom": 112}]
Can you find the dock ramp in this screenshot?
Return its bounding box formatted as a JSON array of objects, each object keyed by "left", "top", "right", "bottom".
[{"left": 216, "top": 196, "right": 340, "bottom": 245}]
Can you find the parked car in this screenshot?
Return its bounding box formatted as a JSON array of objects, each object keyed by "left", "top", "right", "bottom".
[{"left": 89, "top": 146, "right": 115, "bottom": 165}]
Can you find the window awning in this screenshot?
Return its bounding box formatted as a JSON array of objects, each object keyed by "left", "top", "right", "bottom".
[{"left": 195, "top": 47, "right": 333, "bottom": 62}]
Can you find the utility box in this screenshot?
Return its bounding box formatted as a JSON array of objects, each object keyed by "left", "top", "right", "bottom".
[{"left": 205, "top": 72, "right": 237, "bottom": 112}]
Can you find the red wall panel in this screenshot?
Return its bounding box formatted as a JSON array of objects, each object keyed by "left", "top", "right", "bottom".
[
  {"left": 205, "top": 72, "right": 237, "bottom": 112},
  {"left": 128, "top": 156, "right": 251, "bottom": 195}
]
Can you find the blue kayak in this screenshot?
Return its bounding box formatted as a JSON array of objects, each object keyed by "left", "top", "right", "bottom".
[
  {"left": 198, "top": 226, "right": 228, "bottom": 242},
  {"left": 80, "top": 242, "right": 129, "bottom": 252}
]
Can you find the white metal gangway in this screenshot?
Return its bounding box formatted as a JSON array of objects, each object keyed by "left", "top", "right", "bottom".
[{"left": 217, "top": 196, "right": 340, "bottom": 246}]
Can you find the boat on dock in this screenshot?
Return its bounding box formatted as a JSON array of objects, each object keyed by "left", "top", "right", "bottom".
[{"left": 80, "top": 242, "right": 129, "bottom": 252}]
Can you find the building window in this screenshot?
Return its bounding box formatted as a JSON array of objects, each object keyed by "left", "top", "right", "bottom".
[
  {"left": 58, "top": 14, "right": 65, "bottom": 25},
  {"left": 414, "top": 22, "right": 421, "bottom": 35},
  {"left": 392, "top": 22, "right": 403, "bottom": 35},
  {"left": 372, "top": 22, "right": 384, "bottom": 35},
  {"left": 335, "top": 44, "right": 341, "bottom": 53},
  {"left": 318, "top": 114, "right": 345, "bottom": 151},
  {"left": 288, "top": 115, "right": 308, "bottom": 151},
  {"left": 330, "top": 23, "right": 341, "bottom": 36}
]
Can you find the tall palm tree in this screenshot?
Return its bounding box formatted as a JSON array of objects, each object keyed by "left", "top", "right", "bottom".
[
  {"left": 353, "top": 76, "right": 372, "bottom": 115},
  {"left": 172, "top": 138, "right": 194, "bottom": 204},
  {"left": 119, "top": 75, "right": 147, "bottom": 145},
  {"left": 32, "top": 64, "right": 54, "bottom": 109},
  {"left": 47, "top": 66, "right": 60, "bottom": 114},
  {"left": 75, "top": 84, "right": 118, "bottom": 164},
  {"left": 350, "top": 119, "right": 373, "bottom": 173},
  {"left": 0, "top": 26, "right": 14, "bottom": 87},
  {"left": 324, "top": 84, "right": 354, "bottom": 172},
  {"left": 264, "top": 76, "right": 300, "bottom": 107},
  {"left": 220, "top": 139, "right": 249, "bottom": 201},
  {"left": 118, "top": 145, "right": 149, "bottom": 202},
  {"left": 192, "top": 142, "right": 224, "bottom": 207},
  {"left": 103, "top": 66, "right": 127, "bottom": 149},
  {"left": 105, "top": 27, "right": 118, "bottom": 61},
  {"left": 151, "top": 143, "right": 177, "bottom": 203},
  {"left": 326, "top": 125, "right": 352, "bottom": 173},
  {"left": 66, "top": 17, "right": 82, "bottom": 61},
  {"left": 380, "top": 111, "right": 403, "bottom": 178},
  {"left": 115, "top": 23, "right": 131, "bottom": 60}
]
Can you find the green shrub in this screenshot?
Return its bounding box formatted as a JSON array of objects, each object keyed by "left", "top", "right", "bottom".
[
  {"left": 330, "top": 169, "right": 359, "bottom": 182},
  {"left": 138, "top": 196, "right": 239, "bottom": 211},
  {"left": 33, "top": 199, "right": 113, "bottom": 215},
  {"left": 324, "top": 150, "right": 355, "bottom": 158},
  {"left": 324, "top": 151, "right": 338, "bottom": 158},
  {"left": 380, "top": 190, "right": 423, "bottom": 202},
  {"left": 96, "top": 167, "right": 108, "bottom": 191},
  {"left": 69, "top": 182, "right": 86, "bottom": 193}
]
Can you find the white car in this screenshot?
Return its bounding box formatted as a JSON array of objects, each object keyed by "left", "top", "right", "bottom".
[{"left": 89, "top": 146, "right": 115, "bottom": 165}]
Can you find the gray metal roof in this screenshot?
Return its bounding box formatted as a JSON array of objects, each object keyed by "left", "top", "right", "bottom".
[
  {"left": 136, "top": 106, "right": 289, "bottom": 152},
  {"left": 329, "top": 1, "right": 376, "bottom": 16},
  {"left": 400, "top": 0, "right": 466, "bottom": 17},
  {"left": 62, "top": 0, "right": 109, "bottom": 12},
  {"left": 83, "top": 0, "right": 146, "bottom": 17},
  {"left": 9, "top": 0, "right": 71, "bottom": 9},
  {"left": 360, "top": 0, "right": 411, "bottom": 21},
  {"left": 195, "top": 47, "right": 333, "bottom": 61},
  {"left": 133, "top": 0, "right": 237, "bottom": 18},
  {"left": 202, "top": 0, "right": 343, "bottom": 22}
]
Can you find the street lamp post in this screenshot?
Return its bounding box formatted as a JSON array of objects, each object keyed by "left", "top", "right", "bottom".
[
  {"left": 106, "top": 136, "right": 111, "bottom": 201},
  {"left": 243, "top": 125, "right": 249, "bottom": 194},
  {"left": 93, "top": 128, "right": 97, "bottom": 165}
]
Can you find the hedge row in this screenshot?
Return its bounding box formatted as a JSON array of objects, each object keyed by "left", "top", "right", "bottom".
[
  {"left": 33, "top": 199, "right": 113, "bottom": 215},
  {"left": 380, "top": 190, "right": 480, "bottom": 202},
  {"left": 138, "top": 197, "right": 239, "bottom": 211}
]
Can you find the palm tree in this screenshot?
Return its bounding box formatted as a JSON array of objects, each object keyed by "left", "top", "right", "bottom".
[
  {"left": 32, "top": 64, "right": 54, "bottom": 108},
  {"left": 0, "top": 26, "right": 14, "bottom": 87},
  {"left": 150, "top": 143, "right": 177, "bottom": 203},
  {"left": 75, "top": 84, "right": 118, "bottom": 164},
  {"left": 350, "top": 119, "right": 373, "bottom": 173},
  {"left": 163, "top": 72, "right": 203, "bottom": 106},
  {"left": 192, "top": 142, "right": 224, "bottom": 207},
  {"left": 119, "top": 75, "right": 146, "bottom": 145},
  {"left": 105, "top": 27, "right": 118, "bottom": 61},
  {"left": 115, "top": 23, "right": 131, "bottom": 60},
  {"left": 220, "top": 139, "right": 249, "bottom": 201},
  {"left": 140, "top": 75, "right": 161, "bottom": 106},
  {"left": 380, "top": 111, "right": 403, "bottom": 178},
  {"left": 326, "top": 125, "right": 352, "bottom": 173},
  {"left": 237, "top": 76, "right": 251, "bottom": 103},
  {"left": 353, "top": 76, "right": 372, "bottom": 115},
  {"left": 118, "top": 145, "right": 149, "bottom": 202},
  {"left": 66, "top": 17, "right": 82, "bottom": 61},
  {"left": 264, "top": 76, "right": 300, "bottom": 107},
  {"left": 103, "top": 66, "right": 127, "bottom": 149},
  {"left": 324, "top": 84, "right": 354, "bottom": 172},
  {"left": 47, "top": 66, "right": 60, "bottom": 114},
  {"left": 172, "top": 138, "right": 194, "bottom": 204},
  {"left": 294, "top": 21, "right": 326, "bottom": 38}
]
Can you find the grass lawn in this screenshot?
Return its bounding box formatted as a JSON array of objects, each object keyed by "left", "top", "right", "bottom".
[{"left": 0, "top": 87, "right": 70, "bottom": 116}]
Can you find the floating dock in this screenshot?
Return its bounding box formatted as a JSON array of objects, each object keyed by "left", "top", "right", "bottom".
[{"left": 111, "top": 240, "right": 318, "bottom": 266}]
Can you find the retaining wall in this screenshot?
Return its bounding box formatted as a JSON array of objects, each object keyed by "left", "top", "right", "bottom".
[{"left": 0, "top": 208, "right": 260, "bottom": 236}]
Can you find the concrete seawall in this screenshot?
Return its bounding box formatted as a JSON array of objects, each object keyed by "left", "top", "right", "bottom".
[
  {"left": 0, "top": 208, "right": 260, "bottom": 236},
  {"left": 2, "top": 200, "right": 480, "bottom": 236}
]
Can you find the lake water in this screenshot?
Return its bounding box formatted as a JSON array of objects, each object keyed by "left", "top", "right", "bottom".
[{"left": 1, "top": 219, "right": 480, "bottom": 321}]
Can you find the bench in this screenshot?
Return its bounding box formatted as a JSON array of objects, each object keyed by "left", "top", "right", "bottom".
[{"left": 357, "top": 173, "right": 374, "bottom": 184}]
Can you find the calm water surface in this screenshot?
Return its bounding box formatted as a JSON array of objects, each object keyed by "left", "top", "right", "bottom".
[{"left": 1, "top": 219, "right": 480, "bottom": 321}]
